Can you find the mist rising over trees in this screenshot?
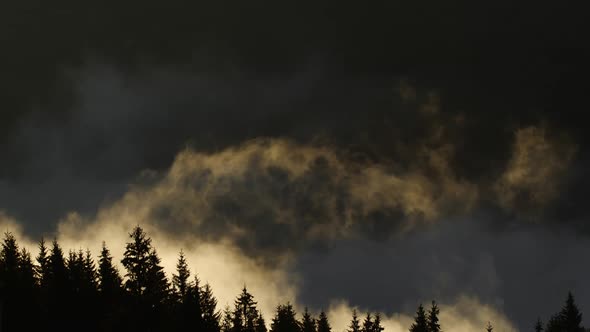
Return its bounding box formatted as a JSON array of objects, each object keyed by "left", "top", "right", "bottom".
[{"left": 0, "top": 227, "right": 586, "bottom": 332}]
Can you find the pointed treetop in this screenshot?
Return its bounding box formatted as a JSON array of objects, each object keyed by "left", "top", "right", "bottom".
[
  {"left": 348, "top": 309, "right": 361, "bottom": 332},
  {"left": 410, "top": 304, "right": 428, "bottom": 332},
  {"left": 427, "top": 300, "right": 441, "bottom": 332},
  {"left": 317, "top": 311, "right": 332, "bottom": 332}
]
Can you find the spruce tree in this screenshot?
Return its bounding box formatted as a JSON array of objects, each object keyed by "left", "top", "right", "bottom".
[
  {"left": 561, "top": 292, "right": 583, "bottom": 332},
  {"left": 97, "top": 242, "right": 123, "bottom": 332},
  {"left": 361, "top": 313, "right": 373, "bottom": 332},
  {"left": 201, "top": 282, "right": 221, "bottom": 332},
  {"left": 18, "top": 248, "right": 37, "bottom": 290},
  {"left": 47, "top": 239, "right": 71, "bottom": 331},
  {"left": 301, "top": 307, "right": 316, "bottom": 332},
  {"left": 0, "top": 233, "right": 22, "bottom": 331},
  {"left": 221, "top": 306, "right": 234, "bottom": 332},
  {"left": 121, "top": 226, "right": 170, "bottom": 331},
  {"left": 98, "top": 242, "right": 122, "bottom": 296},
  {"left": 36, "top": 238, "right": 50, "bottom": 287},
  {"left": 535, "top": 318, "right": 543, "bottom": 332},
  {"left": 270, "top": 303, "right": 300, "bottom": 332},
  {"left": 172, "top": 250, "right": 191, "bottom": 301},
  {"left": 317, "top": 311, "right": 332, "bottom": 332},
  {"left": 372, "top": 314, "right": 384, "bottom": 332},
  {"left": 232, "top": 287, "right": 260, "bottom": 332},
  {"left": 256, "top": 312, "right": 268, "bottom": 332},
  {"left": 348, "top": 310, "right": 361, "bottom": 332},
  {"left": 409, "top": 304, "right": 428, "bottom": 332},
  {"left": 0, "top": 233, "right": 20, "bottom": 295},
  {"left": 546, "top": 292, "right": 585, "bottom": 332},
  {"left": 486, "top": 322, "right": 493, "bottom": 332},
  {"left": 427, "top": 301, "right": 441, "bottom": 332}
]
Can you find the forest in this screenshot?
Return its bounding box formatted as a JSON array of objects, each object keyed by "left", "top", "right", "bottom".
[{"left": 0, "top": 226, "right": 586, "bottom": 332}]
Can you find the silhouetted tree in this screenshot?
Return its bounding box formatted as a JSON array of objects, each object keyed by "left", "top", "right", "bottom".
[
  {"left": 36, "top": 238, "right": 50, "bottom": 287},
  {"left": 349, "top": 310, "right": 361, "bottom": 332},
  {"left": 372, "top": 314, "right": 384, "bottom": 332},
  {"left": 546, "top": 292, "right": 584, "bottom": 332},
  {"left": 362, "top": 313, "right": 373, "bottom": 332},
  {"left": 97, "top": 242, "right": 123, "bottom": 332},
  {"left": 562, "top": 292, "right": 584, "bottom": 332},
  {"left": 19, "top": 248, "right": 37, "bottom": 290},
  {"left": 173, "top": 250, "right": 191, "bottom": 300},
  {"left": 427, "top": 301, "right": 441, "bottom": 332},
  {"left": 232, "top": 287, "right": 260, "bottom": 332},
  {"left": 98, "top": 242, "right": 122, "bottom": 295},
  {"left": 121, "top": 226, "right": 170, "bottom": 331},
  {"left": 410, "top": 304, "right": 428, "bottom": 332},
  {"left": 0, "top": 233, "right": 23, "bottom": 331},
  {"left": 301, "top": 307, "right": 316, "bottom": 332},
  {"left": 317, "top": 311, "right": 332, "bottom": 332},
  {"left": 201, "top": 282, "right": 221, "bottom": 332},
  {"left": 256, "top": 312, "right": 268, "bottom": 332},
  {"left": 222, "top": 306, "right": 234, "bottom": 332},
  {"left": 535, "top": 318, "right": 543, "bottom": 332},
  {"left": 271, "top": 303, "right": 300, "bottom": 332},
  {"left": 46, "top": 239, "right": 72, "bottom": 331},
  {"left": 486, "top": 322, "right": 493, "bottom": 332},
  {"left": 67, "top": 248, "right": 99, "bottom": 332}
]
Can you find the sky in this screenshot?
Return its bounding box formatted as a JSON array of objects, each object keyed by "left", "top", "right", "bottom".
[{"left": 1, "top": 2, "right": 589, "bottom": 331}]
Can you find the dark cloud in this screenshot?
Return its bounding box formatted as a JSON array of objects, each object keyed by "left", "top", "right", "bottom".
[
  {"left": 295, "top": 217, "right": 590, "bottom": 329},
  {"left": 1, "top": 2, "right": 589, "bottom": 331}
]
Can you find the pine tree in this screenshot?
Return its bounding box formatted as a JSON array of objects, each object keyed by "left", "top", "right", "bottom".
[
  {"left": 201, "top": 282, "right": 221, "bottom": 332},
  {"left": 122, "top": 226, "right": 153, "bottom": 297},
  {"left": 121, "top": 226, "right": 169, "bottom": 303},
  {"left": 66, "top": 249, "right": 99, "bottom": 332},
  {"left": 48, "top": 239, "right": 68, "bottom": 286},
  {"left": 47, "top": 239, "right": 72, "bottom": 331},
  {"left": 0, "top": 232, "right": 22, "bottom": 331},
  {"left": 97, "top": 242, "right": 123, "bottom": 332},
  {"left": 561, "top": 292, "right": 583, "bottom": 332},
  {"left": 172, "top": 250, "right": 191, "bottom": 301},
  {"left": 98, "top": 242, "right": 122, "bottom": 296},
  {"left": 18, "top": 248, "right": 37, "bottom": 290},
  {"left": 83, "top": 249, "right": 98, "bottom": 290},
  {"left": 427, "top": 301, "right": 441, "bottom": 332},
  {"left": 270, "top": 303, "right": 300, "bottom": 332},
  {"left": 174, "top": 273, "right": 203, "bottom": 332},
  {"left": 256, "top": 312, "right": 268, "bottom": 332},
  {"left": 301, "top": 307, "right": 316, "bottom": 332},
  {"left": 0, "top": 232, "right": 20, "bottom": 291},
  {"left": 348, "top": 309, "right": 361, "bottom": 332},
  {"left": 372, "top": 314, "right": 384, "bottom": 332},
  {"left": 36, "top": 238, "right": 50, "bottom": 287},
  {"left": 409, "top": 304, "right": 428, "bottom": 332},
  {"left": 486, "top": 322, "right": 493, "bottom": 332},
  {"left": 18, "top": 247, "right": 39, "bottom": 330},
  {"left": 222, "top": 306, "right": 234, "bottom": 332},
  {"left": 317, "top": 311, "right": 332, "bottom": 332},
  {"left": 535, "top": 318, "right": 543, "bottom": 332},
  {"left": 232, "top": 287, "right": 260, "bottom": 332},
  {"left": 121, "top": 226, "right": 170, "bottom": 331},
  {"left": 546, "top": 292, "right": 585, "bottom": 332},
  {"left": 361, "top": 313, "right": 373, "bottom": 332}
]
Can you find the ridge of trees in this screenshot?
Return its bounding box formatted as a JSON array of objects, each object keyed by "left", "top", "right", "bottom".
[{"left": 0, "top": 228, "right": 587, "bottom": 332}]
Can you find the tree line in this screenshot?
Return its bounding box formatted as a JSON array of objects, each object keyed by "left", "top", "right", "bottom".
[{"left": 0, "top": 226, "right": 587, "bottom": 332}]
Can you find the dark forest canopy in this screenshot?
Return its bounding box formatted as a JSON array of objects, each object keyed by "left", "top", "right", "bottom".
[{"left": 0, "top": 228, "right": 586, "bottom": 332}]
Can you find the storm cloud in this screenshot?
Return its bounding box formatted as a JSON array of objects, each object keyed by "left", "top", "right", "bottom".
[{"left": 1, "top": 1, "right": 589, "bottom": 331}]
